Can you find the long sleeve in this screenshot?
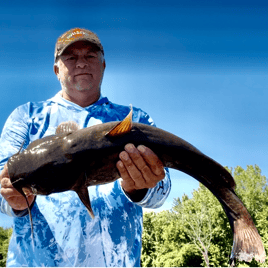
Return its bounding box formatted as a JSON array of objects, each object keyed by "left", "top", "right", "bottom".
[
  {"left": 121, "top": 168, "right": 171, "bottom": 209},
  {"left": 0, "top": 104, "right": 30, "bottom": 217}
]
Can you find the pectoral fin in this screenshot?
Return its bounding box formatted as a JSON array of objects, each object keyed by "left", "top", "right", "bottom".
[
  {"left": 106, "top": 105, "right": 133, "bottom": 137},
  {"left": 75, "top": 185, "right": 95, "bottom": 219}
]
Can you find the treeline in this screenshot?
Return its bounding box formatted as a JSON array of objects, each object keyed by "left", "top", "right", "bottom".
[
  {"left": 0, "top": 165, "right": 267, "bottom": 267},
  {"left": 141, "top": 165, "right": 268, "bottom": 267},
  {"left": 0, "top": 227, "right": 12, "bottom": 267}
]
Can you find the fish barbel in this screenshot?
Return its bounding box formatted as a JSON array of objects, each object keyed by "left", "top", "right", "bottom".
[{"left": 7, "top": 108, "right": 266, "bottom": 264}]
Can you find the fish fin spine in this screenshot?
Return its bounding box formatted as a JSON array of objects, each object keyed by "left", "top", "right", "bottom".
[{"left": 105, "top": 105, "right": 133, "bottom": 137}]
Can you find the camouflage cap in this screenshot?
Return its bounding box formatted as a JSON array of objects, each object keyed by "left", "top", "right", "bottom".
[{"left": 54, "top": 28, "right": 104, "bottom": 61}]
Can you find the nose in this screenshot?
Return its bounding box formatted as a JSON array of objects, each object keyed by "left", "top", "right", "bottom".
[{"left": 76, "top": 57, "right": 88, "bottom": 69}]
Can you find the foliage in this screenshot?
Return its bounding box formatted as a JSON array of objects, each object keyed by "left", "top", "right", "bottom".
[
  {"left": 0, "top": 227, "right": 12, "bottom": 267},
  {"left": 141, "top": 165, "right": 268, "bottom": 267}
]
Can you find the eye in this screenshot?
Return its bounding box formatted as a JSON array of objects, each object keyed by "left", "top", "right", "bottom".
[
  {"left": 86, "top": 54, "right": 97, "bottom": 59},
  {"left": 66, "top": 56, "right": 76, "bottom": 61},
  {"left": 62, "top": 55, "right": 76, "bottom": 62}
]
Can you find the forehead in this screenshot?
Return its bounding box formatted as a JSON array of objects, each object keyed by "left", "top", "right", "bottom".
[{"left": 62, "top": 41, "right": 100, "bottom": 55}]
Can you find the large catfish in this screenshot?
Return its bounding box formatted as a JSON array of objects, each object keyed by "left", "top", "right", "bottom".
[{"left": 8, "top": 108, "right": 266, "bottom": 264}]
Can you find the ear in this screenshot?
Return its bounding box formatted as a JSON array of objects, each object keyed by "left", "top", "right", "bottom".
[
  {"left": 102, "top": 60, "right": 106, "bottom": 71},
  {"left": 54, "top": 64, "right": 59, "bottom": 76}
]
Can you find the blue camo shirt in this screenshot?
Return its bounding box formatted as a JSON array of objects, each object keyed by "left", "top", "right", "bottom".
[{"left": 0, "top": 92, "right": 171, "bottom": 267}]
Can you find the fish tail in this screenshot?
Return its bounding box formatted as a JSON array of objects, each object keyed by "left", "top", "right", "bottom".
[
  {"left": 225, "top": 207, "right": 266, "bottom": 263},
  {"left": 231, "top": 218, "right": 266, "bottom": 263}
]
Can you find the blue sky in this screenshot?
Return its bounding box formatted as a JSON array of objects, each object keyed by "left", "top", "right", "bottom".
[{"left": 0, "top": 0, "right": 267, "bottom": 228}]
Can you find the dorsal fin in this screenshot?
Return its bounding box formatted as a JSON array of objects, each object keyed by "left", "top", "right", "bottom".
[
  {"left": 56, "top": 121, "right": 80, "bottom": 135},
  {"left": 106, "top": 105, "right": 133, "bottom": 137}
]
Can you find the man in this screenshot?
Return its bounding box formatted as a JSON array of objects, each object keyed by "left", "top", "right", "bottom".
[{"left": 0, "top": 28, "right": 171, "bottom": 267}]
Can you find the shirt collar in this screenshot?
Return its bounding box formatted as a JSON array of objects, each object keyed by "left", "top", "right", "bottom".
[{"left": 50, "top": 91, "right": 109, "bottom": 111}]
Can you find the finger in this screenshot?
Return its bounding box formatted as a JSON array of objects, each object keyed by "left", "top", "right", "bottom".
[
  {"left": 116, "top": 160, "right": 131, "bottom": 182},
  {"left": 1, "top": 187, "right": 35, "bottom": 211},
  {"left": 0, "top": 187, "right": 29, "bottom": 199},
  {"left": 0, "top": 177, "right": 13, "bottom": 188},
  {"left": 135, "top": 165, "right": 159, "bottom": 188},
  {"left": 7, "top": 195, "right": 35, "bottom": 211},
  {"left": 0, "top": 164, "right": 9, "bottom": 184},
  {"left": 124, "top": 144, "right": 158, "bottom": 187},
  {"left": 0, "top": 178, "right": 34, "bottom": 199},
  {"left": 137, "top": 145, "right": 165, "bottom": 177},
  {"left": 116, "top": 160, "right": 136, "bottom": 191},
  {"left": 118, "top": 151, "right": 146, "bottom": 188},
  {"left": 2, "top": 164, "right": 9, "bottom": 177},
  {"left": 116, "top": 160, "right": 134, "bottom": 180},
  {"left": 124, "top": 144, "right": 148, "bottom": 173}
]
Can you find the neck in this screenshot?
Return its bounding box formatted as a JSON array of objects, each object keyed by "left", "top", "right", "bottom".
[{"left": 61, "top": 89, "right": 101, "bottom": 107}]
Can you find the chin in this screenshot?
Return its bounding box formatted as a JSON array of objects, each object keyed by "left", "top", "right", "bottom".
[
  {"left": 76, "top": 88, "right": 90, "bottom": 91},
  {"left": 75, "top": 82, "right": 96, "bottom": 92},
  {"left": 75, "top": 85, "right": 93, "bottom": 91}
]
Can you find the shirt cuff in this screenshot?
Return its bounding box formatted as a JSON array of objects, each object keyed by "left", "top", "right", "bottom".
[{"left": 120, "top": 168, "right": 171, "bottom": 209}]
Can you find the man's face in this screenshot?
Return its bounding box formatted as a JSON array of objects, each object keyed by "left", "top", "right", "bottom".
[{"left": 54, "top": 41, "right": 106, "bottom": 97}]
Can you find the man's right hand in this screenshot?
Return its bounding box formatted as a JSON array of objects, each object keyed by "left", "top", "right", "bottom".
[{"left": 0, "top": 164, "right": 35, "bottom": 212}]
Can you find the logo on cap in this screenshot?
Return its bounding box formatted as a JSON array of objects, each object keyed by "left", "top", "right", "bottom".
[{"left": 58, "top": 28, "right": 92, "bottom": 44}]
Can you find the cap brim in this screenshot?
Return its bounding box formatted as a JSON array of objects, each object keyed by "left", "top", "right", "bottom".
[{"left": 57, "top": 38, "right": 103, "bottom": 58}]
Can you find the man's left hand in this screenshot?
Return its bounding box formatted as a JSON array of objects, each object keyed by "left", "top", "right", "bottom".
[{"left": 116, "top": 143, "right": 165, "bottom": 199}]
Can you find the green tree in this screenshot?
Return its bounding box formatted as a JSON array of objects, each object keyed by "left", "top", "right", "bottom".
[
  {"left": 0, "top": 227, "right": 12, "bottom": 267},
  {"left": 141, "top": 165, "right": 268, "bottom": 267},
  {"left": 176, "top": 200, "right": 213, "bottom": 266},
  {"left": 173, "top": 185, "right": 232, "bottom": 267},
  {"left": 141, "top": 210, "right": 200, "bottom": 267},
  {"left": 228, "top": 165, "right": 268, "bottom": 221}
]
